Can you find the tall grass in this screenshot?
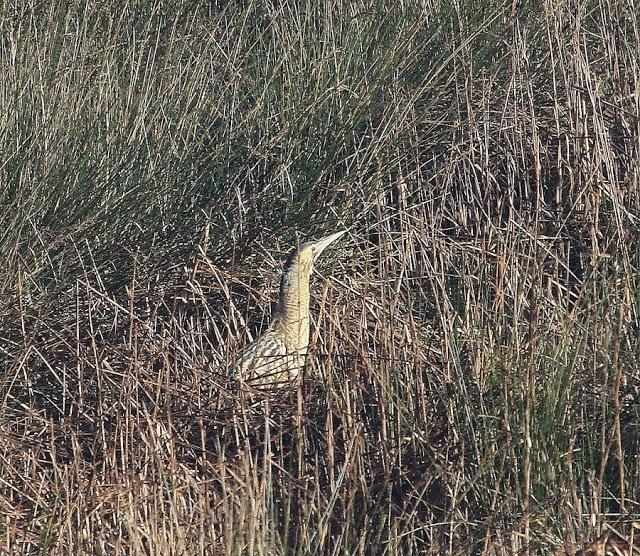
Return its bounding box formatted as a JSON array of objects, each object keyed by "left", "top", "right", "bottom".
[{"left": 1, "top": 0, "right": 639, "bottom": 553}]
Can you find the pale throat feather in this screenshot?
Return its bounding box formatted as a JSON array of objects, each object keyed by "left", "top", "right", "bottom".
[{"left": 272, "top": 264, "right": 311, "bottom": 351}]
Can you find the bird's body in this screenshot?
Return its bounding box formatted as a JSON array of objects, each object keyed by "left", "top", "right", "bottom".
[{"left": 232, "top": 231, "right": 345, "bottom": 388}]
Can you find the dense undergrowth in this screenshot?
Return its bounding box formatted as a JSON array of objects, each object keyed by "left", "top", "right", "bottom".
[{"left": 1, "top": 0, "right": 639, "bottom": 554}]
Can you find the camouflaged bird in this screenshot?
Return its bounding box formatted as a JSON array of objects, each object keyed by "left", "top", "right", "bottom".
[{"left": 232, "top": 231, "right": 346, "bottom": 388}]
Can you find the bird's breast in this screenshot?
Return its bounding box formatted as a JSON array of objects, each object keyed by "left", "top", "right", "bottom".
[{"left": 275, "top": 316, "right": 310, "bottom": 353}]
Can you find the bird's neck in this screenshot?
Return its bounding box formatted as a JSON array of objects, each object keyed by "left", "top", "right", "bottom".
[{"left": 272, "top": 267, "right": 311, "bottom": 348}]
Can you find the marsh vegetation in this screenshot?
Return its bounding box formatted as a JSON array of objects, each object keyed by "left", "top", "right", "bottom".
[{"left": 1, "top": 0, "right": 639, "bottom": 553}]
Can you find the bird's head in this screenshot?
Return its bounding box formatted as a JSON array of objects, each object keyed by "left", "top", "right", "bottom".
[{"left": 283, "top": 230, "right": 347, "bottom": 277}]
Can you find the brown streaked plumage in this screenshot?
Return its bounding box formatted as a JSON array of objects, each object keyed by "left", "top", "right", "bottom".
[{"left": 232, "top": 230, "right": 346, "bottom": 387}]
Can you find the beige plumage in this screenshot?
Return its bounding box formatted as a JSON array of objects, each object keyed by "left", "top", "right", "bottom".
[{"left": 233, "top": 230, "right": 346, "bottom": 387}]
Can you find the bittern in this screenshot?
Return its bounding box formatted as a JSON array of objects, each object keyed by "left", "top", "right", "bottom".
[{"left": 232, "top": 230, "right": 346, "bottom": 387}]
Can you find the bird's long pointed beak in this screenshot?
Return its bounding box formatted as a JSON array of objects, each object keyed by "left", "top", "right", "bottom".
[{"left": 313, "top": 229, "right": 347, "bottom": 259}]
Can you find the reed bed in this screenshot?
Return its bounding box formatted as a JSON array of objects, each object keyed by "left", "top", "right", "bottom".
[{"left": 1, "top": 0, "right": 639, "bottom": 554}]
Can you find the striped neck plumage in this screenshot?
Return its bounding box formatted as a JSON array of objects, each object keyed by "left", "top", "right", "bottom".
[{"left": 273, "top": 261, "right": 311, "bottom": 335}]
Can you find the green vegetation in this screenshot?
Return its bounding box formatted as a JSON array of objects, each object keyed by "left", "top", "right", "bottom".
[{"left": 1, "top": 0, "right": 639, "bottom": 553}]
